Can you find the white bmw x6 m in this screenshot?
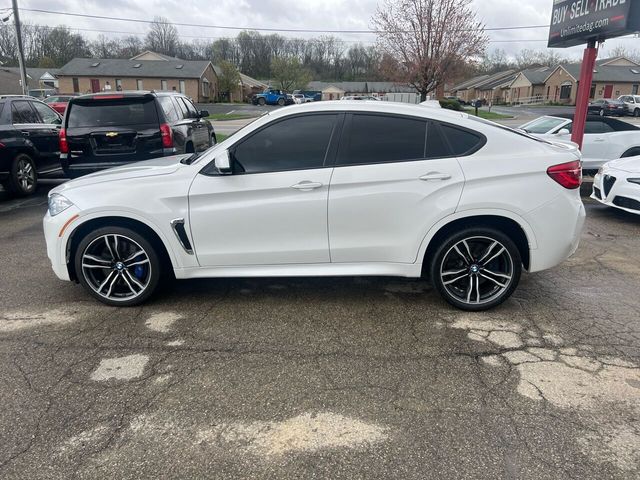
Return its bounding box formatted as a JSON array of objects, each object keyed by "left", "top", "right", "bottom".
[{"left": 44, "top": 102, "right": 585, "bottom": 311}]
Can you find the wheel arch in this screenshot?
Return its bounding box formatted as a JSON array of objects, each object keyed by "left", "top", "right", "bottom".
[
  {"left": 419, "top": 212, "right": 534, "bottom": 277},
  {"left": 65, "top": 216, "right": 175, "bottom": 282},
  {"left": 621, "top": 146, "right": 640, "bottom": 158}
]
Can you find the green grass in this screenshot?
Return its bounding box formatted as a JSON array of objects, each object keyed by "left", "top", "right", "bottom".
[
  {"left": 465, "top": 108, "right": 513, "bottom": 120},
  {"left": 207, "top": 113, "right": 256, "bottom": 121},
  {"left": 215, "top": 133, "right": 229, "bottom": 143}
]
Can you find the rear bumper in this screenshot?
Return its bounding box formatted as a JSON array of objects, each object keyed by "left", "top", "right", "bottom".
[
  {"left": 61, "top": 148, "right": 176, "bottom": 176},
  {"left": 524, "top": 192, "right": 585, "bottom": 272}
]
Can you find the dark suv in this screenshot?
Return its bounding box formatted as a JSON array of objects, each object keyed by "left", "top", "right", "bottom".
[
  {"left": 60, "top": 91, "right": 216, "bottom": 178},
  {"left": 0, "top": 95, "right": 63, "bottom": 196}
]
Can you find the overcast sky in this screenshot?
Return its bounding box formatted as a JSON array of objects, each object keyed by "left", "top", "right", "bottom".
[{"left": 16, "top": 0, "right": 640, "bottom": 60}]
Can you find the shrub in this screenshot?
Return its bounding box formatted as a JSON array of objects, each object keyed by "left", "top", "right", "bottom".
[{"left": 439, "top": 99, "right": 463, "bottom": 111}]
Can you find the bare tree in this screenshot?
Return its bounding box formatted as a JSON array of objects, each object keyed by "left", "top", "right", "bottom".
[
  {"left": 373, "top": 0, "right": 489, "bottom": 100},
  {"left": 145, "top": 16, "right": 178, "bottom": 57}
]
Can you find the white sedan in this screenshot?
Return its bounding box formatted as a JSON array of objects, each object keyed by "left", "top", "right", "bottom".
[
  {"left": 592, "top": 156, "right": 640, "bottom": 215},
  {"left": 44, "top": 102, "right": 585, "bottom": 311},
  {"left": 519, "top": 114, "right": 640, "bottom": 172}
]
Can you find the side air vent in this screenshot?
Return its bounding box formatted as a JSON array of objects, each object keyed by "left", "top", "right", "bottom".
[{"left": 170, "top": 218, "right": 193, "bottom": 254}]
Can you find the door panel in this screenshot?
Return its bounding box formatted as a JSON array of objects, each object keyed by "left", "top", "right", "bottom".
[
  {"left": 328, "top": 159, "right": 464, "bottom": 263},
  {"left": 603, "top": 85, "right": 613, "bottom": 99},
  {"left": 188, "top": 169, "right": 332, "bottom": 266}
]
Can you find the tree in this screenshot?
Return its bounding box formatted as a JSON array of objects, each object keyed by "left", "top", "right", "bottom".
[
  {"left": 218, "top": 60, "right": 241, "bottom": 101},
  {"left": 373, "top": 0, "right": 489, "bottom": 100},
  {"left": 270, "top": 57, "right": 311, "bottom": 92},
  {"left": 145, "top": 16, "right": 178, "bottom": 57}
]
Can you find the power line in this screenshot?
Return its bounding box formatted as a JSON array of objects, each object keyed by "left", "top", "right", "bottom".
[{"left": 18, "top": 7, "right": 551, "bottom": 34}]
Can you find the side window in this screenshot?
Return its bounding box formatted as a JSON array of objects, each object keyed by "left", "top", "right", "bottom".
[
  {"left": 158, "top": 96, "right": 179, "bottom": 123},
  {"left": 337, "top": 114, "right": 426, "bottom": 165},
  {"left": 584, "top": 121, "right": 605, "bottom": 134},
  {"left": 440, "top": 124, "right": 484, "bottom": 156},
  {"left": 179, "top": 97, "right": 198, "bottom": 118},
  {"left": 173, "top": 97, "right": 189, "bottom": 119},
  {"left": 31, "top": 101, "right": 60, "bottom": 124},
  {"left": 232, "top": 114, "right": 337, "bottom": 174},
  {"left": 425, "top": 122, "right": 452, "bottom": 158},
  {"left": 11, "top": 101, "right": 39, "bottom": 124}
]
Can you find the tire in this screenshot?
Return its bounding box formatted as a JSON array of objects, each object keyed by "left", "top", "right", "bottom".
[
  {"left": 5, "top": 153, "right": 37, "bottom": 196},
  {"left": 429, "top": 227, "right": 522, "bottom": 311},
  {"left": 211, "top": 133, "right": 217, "bottom": 145},
  {"left": 258, "top": 98, "right": 266, "bottom": 106},
  {"left": 277, "top": 98, "right": 285, "bottom": 106},
  {"left": 599, "top": 108, "right": 605, "bottom": 117},
  {"left": 185, "top": 142, "right": 194, "bottom": 154},
  {"left": 621, "top": 148, "right": 640, "bottom": 158},
  {"left": 634, "top": 108, "right": 640, "bottom": 118},
  {"left": 74, "top": 226, "right": 162, "bottom": 307}
]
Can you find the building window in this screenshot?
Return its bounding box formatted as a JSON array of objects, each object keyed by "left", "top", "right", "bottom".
[
  {"left": 115, "top": 78, "right": 122, "bottom": 91},
  {"left": 72, "top": 77, "right": 79, "bottom": 93},
  {"left": 559, "top": 84, "right": 572, "bottom": 100},
  {"left": 179, "top": 80, "right": 186, "bottom": 94},
  {"left": 161, "top": 79, "right": 168, "bottom": 91},
  {"left": 589, "top": 83, "right": 596, "bottom": 98},
  {"left": 633, "top": 84, "right": 638, "bottom": 95},
  {"left": 136, "top": 79, "right": 143, "bottom": 90},
  {"left": 546, "top": 86, "right": 550, "bottom": 99},
  {"left": 202, "top": 79, "right": 210, "bottom": 97}
]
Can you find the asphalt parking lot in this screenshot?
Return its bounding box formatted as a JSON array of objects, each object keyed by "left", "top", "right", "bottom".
[{"left": 1, "top": 180, "right": 639, "bottom": 479}]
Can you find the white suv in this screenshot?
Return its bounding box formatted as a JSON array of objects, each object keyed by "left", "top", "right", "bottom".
[{"left": 44, "top": 102, "right": 585, "bottom": 311}]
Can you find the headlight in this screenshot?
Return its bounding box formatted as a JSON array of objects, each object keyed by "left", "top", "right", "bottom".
[
  {"left": 48, "top": 194, "right": 74, "bottom": 216},
  {"left": 628, "top": 178, "right": 640, "bottom": 186}
]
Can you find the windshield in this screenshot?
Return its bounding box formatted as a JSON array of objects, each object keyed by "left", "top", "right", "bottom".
[{"left": 519, "top": 116, "right": 567, "bottom": 134}]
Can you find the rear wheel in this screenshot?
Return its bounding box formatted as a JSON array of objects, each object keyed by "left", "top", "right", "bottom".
[
  {"left": 258, "top": 97, "right": 266, "bottom": 106},
  {"left": 634, "top": 108, "right": 640, "bottom": 118},
  {"left": 599, "top": 108, "right": 605, "bottom": 117},
  {"left": 5, "top": 153, "right": 37, "bottom": 196},
  {"left": 277, "top": 98, "right": 285, "bottom": 106},
  {"left": 429, "top": 228, "right": 521, "bottom": 311},
  {"left": 74, "top": 226, "right": 162, "bottom": 306}
]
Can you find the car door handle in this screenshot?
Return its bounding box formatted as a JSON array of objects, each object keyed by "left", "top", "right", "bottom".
[
  {"left": 419, "top": 172, "right": 451, "bottom": 181},
  {"left": 593, "top": 138, "right": 605, "bottom": 142},
  {"left": 291, "top": 181, "right": 323, "bottom": 190}
]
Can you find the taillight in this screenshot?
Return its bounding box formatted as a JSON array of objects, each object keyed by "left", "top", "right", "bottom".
[
  {"left": 160, "top": 123, "right": 173, "bottom": 148},
  {"left": 59, "top": 128, "right": 69, "bottom": 154},
  {"left": 547, "top": 160, "right": 581, "bottom": 189}
]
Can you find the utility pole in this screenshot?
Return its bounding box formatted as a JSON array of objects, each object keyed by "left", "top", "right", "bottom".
[{"left": 11, "top": 0, "right": 29, "bottom": 96}]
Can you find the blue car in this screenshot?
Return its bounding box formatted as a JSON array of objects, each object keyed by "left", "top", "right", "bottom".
[{"left": 252, "top": 89, "right": 294, "bottom": 106}]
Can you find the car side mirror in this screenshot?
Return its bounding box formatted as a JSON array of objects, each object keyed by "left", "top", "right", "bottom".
[
  {"left": 557, "top": 128, "right": 570, "bottom": 135},
  {"left": 214, "top": 150, "right": 232, "bottom": 174},
  {"left": 199, "top": 110, "right": 209, "bottom": 118}
]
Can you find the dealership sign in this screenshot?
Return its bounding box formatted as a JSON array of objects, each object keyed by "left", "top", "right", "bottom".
[{"left": 548, "top": 0, "right": 640, "bottom": 47}]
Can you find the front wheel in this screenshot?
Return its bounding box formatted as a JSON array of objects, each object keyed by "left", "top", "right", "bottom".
[
  {"left": 599, "top": 108, "right": 605, "bottom": 117},
  {"left": 634, "top": 108, "right": 640, "bottom": 118},
  {"left": 74, "top": 226, "right": 162, "bottom": 306},
  {"left": 258, "top": 97, "right": 266, "bottom": 106},
  {"left": 277, "top": 98, "right": 285, "bottom": 106},
  {"left": 5, "top": 153, "right": 37, "bottom": 196},
  {"left": 429, "top": 228, "right": 522, "bottom": 311}
]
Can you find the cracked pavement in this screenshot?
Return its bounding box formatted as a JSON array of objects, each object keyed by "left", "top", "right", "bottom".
[{"left": 1, "top": 185, "right": 639, "bottom": 479}]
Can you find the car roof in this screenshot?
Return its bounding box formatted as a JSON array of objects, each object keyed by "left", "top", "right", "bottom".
[
  {"left": 546, "top": 113, "right": 639, "bottom": 130},
  {"left": 71, "top": 90, "right": 186, "bottom": 101},
  {"left": 266, "top": 100, "right": 466, "bottom": 122}
]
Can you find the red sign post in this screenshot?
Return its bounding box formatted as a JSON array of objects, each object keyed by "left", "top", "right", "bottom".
[{"left": 571, "top": 39, "right": 598, "bottom": 149}]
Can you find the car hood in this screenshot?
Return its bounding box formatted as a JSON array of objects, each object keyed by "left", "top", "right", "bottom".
[
  {"left": 605, "top": 155, "right": 640, "bottom": 173},
  {"left": 52, "top": 154, "right": 190, "bottom": 195}
]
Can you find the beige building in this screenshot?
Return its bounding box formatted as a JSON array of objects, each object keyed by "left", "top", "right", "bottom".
[
  {"left": 542, "top": 56, "right": 640, "bottom": 104},
  {"left": 509, "top": 67, "right": 552, "bottom": 104}
]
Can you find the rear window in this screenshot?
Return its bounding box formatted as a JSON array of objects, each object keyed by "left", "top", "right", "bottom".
[
  {"left": 440, "top": 124, "right": 484, "bottom": 156},
  {"left": 67, "top": 97, "right": 159, "bottom": 128}
]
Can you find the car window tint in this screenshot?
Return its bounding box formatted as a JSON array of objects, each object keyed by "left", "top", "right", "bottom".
[
  {"left": 158, "top": 96, "right": 179, "bottom": 123},
  {"left": 67, "top": 98, "right": 158, "bottom": 127},
  {"left": 425, "top": 122, "right": 451, "bottom": 158},
  {"left": 11, "top": 101, "right": 39, "bottom": 124},
  {"left": 174, "top": 97, "right": 189, "bottom": 118},
  {"left": 31, "top": 101, "right": 59, "bottom": 124},
  {"left": 233, "top": 114, "right": 337, "bottom": 174},
  {"left": 338, "top": 114, "right": 426, "bottom": 165},
  {"left": 585, "top": 121, "right": 605, "bottom": 134},
  {"left": 440, "top": 124, "right": 483, "bottom": 156},
  {"left": 178, "top": 97, "right": 197, "bottom": 117}
]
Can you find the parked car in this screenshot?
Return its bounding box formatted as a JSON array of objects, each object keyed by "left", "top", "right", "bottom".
[
  {"left": 445, "top": 96, "right": 466, "bottom": 105},
  {"left": 44, "top": 94, "right": 77, "bottom": 114},
  {"left": 618, "top": 95, "right": 640, "bottom": 117},
  {"left": 28, "top": 88, "right": 56, "bottom": 99},
  {"left": 587, "top": 98, "right": 626, "bottom": 116},
  {"left": 292, "top": 93, "right": 306, "bottom": 104},
  {"left": 44, "top": 102, "right": 585, "bottom": 311},
  {"left": 251, "top": 89, "right": 294, "bottom": 106},
  {"left": 0, "top": 95, "right": 63, "bottom": 196},
  {"left": 60, "top": 91, "right": 216, "bottom": 178},
  {"left": 592, "top": 156, "right": 640, "bottom": 215},
  {"left": 518, "top": 114, "right": 640, "bottom": 172},
  {"left": 341, "top": 96, "right": 379, "bottom": 101}
]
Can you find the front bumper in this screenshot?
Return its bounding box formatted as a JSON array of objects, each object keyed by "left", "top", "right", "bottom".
[
  {"left": 592, "top": 170, "right": 640, "bottom": 215},
  {"left": 43, "top": 206, "right": 82, "bottom": 281}
]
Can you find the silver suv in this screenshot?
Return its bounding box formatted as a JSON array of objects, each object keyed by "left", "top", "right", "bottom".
[{"left": 618, "top": 95, "right": 640, "bottom": 117}]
